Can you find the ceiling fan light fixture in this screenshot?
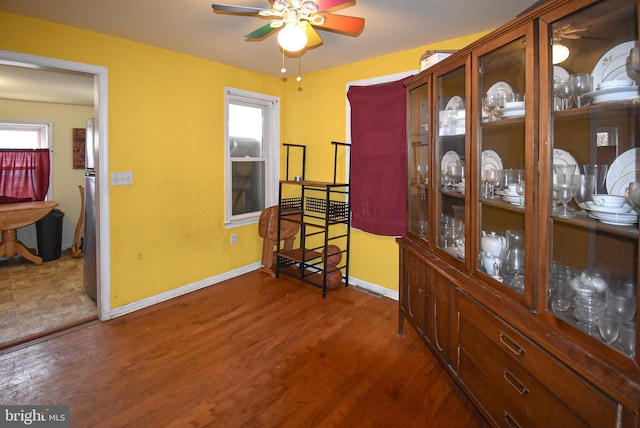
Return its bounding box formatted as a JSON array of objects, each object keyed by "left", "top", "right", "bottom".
[
  {"left": 552, "top": 42, "right": 570, "bottom": 64},
  {"left": 277, "top": 23, "right": 308, "bottom": 52}
]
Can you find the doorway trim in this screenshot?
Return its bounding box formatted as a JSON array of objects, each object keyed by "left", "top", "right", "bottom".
[{"left": 0, "top": 50, "right": 111, "bottom": 320}]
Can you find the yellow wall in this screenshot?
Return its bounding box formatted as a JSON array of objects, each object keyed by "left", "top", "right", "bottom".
[
  {"left": 0, "top": 99, "right": 91, "bottom": 250},
  {"left": 0, "top": 12, "right": 283, "bottom": 307},
  {"left": 0, "top": 10, "right": 486, "bottom": 308}
]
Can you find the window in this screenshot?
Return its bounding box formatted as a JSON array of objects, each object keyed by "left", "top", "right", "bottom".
[
  {"left": 0, "top": 121, "right": 53, "bottom": 202},
  {"left": 0, "top": 121, "right": 51, "bottom": 149},
  {"left": 224, "top": 88, "right": 280, "bottom": 226}
]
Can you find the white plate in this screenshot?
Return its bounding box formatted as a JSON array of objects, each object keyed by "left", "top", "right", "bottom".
[
  {"left": 503, "top": 195, "right": 525, "bottom": 206},
  {"left": 585, "top": 201, "right": 634, "bottom": 214},
  {"left": 598, "top": 79, "right": 636, "bottom": 90},
  {"left": 486, "top": 81, "right": 513, "bottom": 100},
  {"left": 583, "top": 86, "right": 639, "bottom": 104},
  {"left": 553, "top": 148, "right": 579, "bottom": 173},
  {"left": 481, "top": 150, "right": 503, "bottom": 171},
  {"left": 446, "top": 96, "right": 465, "bottom": 110},
  {"left": 441, "top": 150, "right": 461, "bottom": 173},
  {"left": 589, "top": 212, "right": 638, "bottom": 225},
  {"left": 592, "top": 41, "right": 639, "bottom": 87},
  {"left": 606, "top": 148, "right": 640, "bottom": 195},
  {"left": 500, "top": 109, "right": 525, "bottom": 118},
  {"left": 554, "top": 66, "right": 570, "bottom": 81}
]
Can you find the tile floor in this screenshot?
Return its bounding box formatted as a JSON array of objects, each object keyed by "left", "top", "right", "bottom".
[{"left": 0, "top": 250, "right": 97, "bottom": 346}]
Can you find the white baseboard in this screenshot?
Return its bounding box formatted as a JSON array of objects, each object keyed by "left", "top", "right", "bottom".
[
  {"left": 106, "top": 264, "right": 398, "bottom": 319},
  {"left": 107, "top": 262, "right": 262, "bottom": 319},
  {"left": 348, "top": 276, "right": 399, "bottom": 301}
]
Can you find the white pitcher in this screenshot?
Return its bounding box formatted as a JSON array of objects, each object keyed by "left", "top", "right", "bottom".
[{"left": 481, "top": 231, "right": 506, "bottom": 256}]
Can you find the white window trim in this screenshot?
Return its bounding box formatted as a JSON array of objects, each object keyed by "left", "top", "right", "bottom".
[
  {"left": 224, "top": 87, "right": 280, "bottom": 228},
  {"left": 0, "top": 120, "right": 54, "bottom": 200}
]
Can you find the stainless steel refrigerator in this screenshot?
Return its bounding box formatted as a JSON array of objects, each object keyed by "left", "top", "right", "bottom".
[{"left": 83, "top": 118, "right": 97, "bottom": 301}]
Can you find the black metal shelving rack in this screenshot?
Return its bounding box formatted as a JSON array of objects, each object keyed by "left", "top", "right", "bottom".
[{"left": 276, "top": 142, "right": 351, "bottom": 298}]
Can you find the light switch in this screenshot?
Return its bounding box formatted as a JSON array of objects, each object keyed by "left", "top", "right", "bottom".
[{"left": 112, "top": 171, "right": 133, "bottom": 186}]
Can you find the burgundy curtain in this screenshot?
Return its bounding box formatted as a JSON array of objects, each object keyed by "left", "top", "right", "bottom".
[
  {"left": 347, "top": 77, "right": 410, "bottom": 236},
  {"left": 0, "top": 149, "right": 50, "bottom": 203}
]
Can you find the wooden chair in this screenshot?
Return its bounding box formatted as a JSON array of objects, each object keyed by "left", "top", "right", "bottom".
[{"left": 258, "top": 206, "right": 299, "bottom": 276}]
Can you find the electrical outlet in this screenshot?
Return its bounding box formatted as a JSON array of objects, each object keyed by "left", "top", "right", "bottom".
[
  {"left": 230, "top": 233, "right": 237, "bottom": 245},
  {"left": 112, "top": 171, "right": 133, "bottom": 186}
]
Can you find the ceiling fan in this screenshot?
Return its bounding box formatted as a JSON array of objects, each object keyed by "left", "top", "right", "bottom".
[{"left": 211, "top": 0, "right": 365, "bottom": 53}]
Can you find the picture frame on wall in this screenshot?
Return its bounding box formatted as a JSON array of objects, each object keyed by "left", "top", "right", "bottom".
[{"left": 73, "top": 128, "right": 86, "bottom": 169}]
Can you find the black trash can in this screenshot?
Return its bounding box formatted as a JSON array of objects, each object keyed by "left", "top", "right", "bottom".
[{"left": 36, "top": 208, "right": 64, "bottom": 262}]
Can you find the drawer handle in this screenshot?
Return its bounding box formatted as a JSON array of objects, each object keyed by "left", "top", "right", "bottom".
[
  {"left": 504, "top": 411, "right": 522, "bottom": 428},
  {"left": 503, "top": 369, "right": 529, "bottom": 396},
  {"left": 499, "top": 331, "right": 525, "bottom": 356}
]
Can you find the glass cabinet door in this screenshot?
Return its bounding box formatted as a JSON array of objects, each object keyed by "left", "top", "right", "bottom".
[
  {"left": 407, "top": 79, "right": 430, "bottom": 240},
  {"left": 475, "top": 24, "right": 535, "bottom": 307},
  {"left": 542, "top": 0, "right": 639, "bottom": 358},
  {"left": 435, "top": 58, "right": 468, "bottom": 262}
]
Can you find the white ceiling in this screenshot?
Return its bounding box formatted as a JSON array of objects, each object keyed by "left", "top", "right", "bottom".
[{"left": 0, "top": 0, "right": 540, "bottom": 105}]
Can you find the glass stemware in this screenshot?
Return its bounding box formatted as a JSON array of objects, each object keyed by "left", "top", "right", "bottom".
[
  {"left": 554, "top": 78, "right": 573, "bottom": 110},
  {"left": 570, "top": 73, "right": 592, "bottom": 108},
  {"left": 483, "top": 168, "right": 502, "bottom": 199},
  {"left": 446, "top": 163, "right": 462, "bottom": 188},
  {"left": 552, "top": 164, "right": 576, "bottom": 217},
  {"left": 516, "top": 181, "right": 525, "bottom": 206},
  {"left": 571, "top": 174, "right": 596, "bottom": 215},
  {"left": 556, "top": 184, "right": 573, "bottom": 217},
  {"left": 484, "top": 94, "right": 499, "bottom": 121}
]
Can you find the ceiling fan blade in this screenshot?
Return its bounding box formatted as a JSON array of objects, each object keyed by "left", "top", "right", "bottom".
[
  {"left": 315, "top": 0, "right": 355, "bottom": 12},
  {"left": 212, "top": 4, "right": 265, "bottom": 15},
  {"left": 304, "top": 24, "right": 323, "bottom": 48},
  {"left": 315, "top": 13, "right": 364, "bottom": 35},
  {"left": 245, "top": 23, "right": 278, "bottom": 40}
]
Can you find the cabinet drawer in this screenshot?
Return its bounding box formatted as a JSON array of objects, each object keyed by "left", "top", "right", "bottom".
[
  {"left": 457, "top": 290, "right": 617, "bottom": 427},
  {"left": 459, "top": 327, "right": 590, "bottom": 427}
]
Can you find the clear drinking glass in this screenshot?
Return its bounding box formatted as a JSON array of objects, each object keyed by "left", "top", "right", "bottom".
[
  {"left": 551, "top": 269, "right": 571, "bottom": 312},
  {"left": 599, "top": 309, "right": 621, "bottom": 344},
  {"left": 582, "top": 164, "right": 609, "bottom": 194},
  {"left": 606, "top": 289, "right": 637, "bottom": 322},
  {"left": 620, "top": 322, "right": 636, "bottom": 357},
  {"left": 574, "top": 295, "right": 605, "bottom": 333},
  {"left": 571, "top": 174, "right": 596, "bottom": 215},
  {"left": 627, "top": 182, "right": 640, "bottom": 210}
]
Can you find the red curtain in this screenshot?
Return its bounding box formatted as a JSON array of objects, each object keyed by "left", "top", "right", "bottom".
[
  {"left": 0, "top": 149, "right": 51, "bottom": 204},
  {"left": 347, "top": 77, "right": 410, "bottom": 236}
]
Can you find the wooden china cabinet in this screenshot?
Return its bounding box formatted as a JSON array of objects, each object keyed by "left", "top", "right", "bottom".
[{"left": 398, "top": 0, "right": 640, "bottom": 426}]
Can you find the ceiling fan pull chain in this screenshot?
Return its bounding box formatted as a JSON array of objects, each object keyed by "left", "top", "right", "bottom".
[
  {"left": 281, "top": 50, "right": 287, "bottom": 74},
  {"left": 297, "top": 52, "right": 302, "bottom": 82}
]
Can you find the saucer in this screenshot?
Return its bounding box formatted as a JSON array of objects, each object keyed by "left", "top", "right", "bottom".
[{"left": 589, "top": 211, "right": 638, "bottom": 225}]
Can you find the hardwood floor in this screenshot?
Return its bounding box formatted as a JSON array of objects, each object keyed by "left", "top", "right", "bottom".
[{"left": 0, "top": 270, "right": 489, "bottom": 427}]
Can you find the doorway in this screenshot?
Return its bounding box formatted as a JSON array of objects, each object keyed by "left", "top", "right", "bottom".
[{"left": 0, "top": 50, "right": 111, "bottom": 345}]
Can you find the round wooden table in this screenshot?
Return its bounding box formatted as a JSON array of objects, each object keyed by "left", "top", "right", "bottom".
[{"left": 0, "top": 201, "right": 59, "bottom": 265}]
